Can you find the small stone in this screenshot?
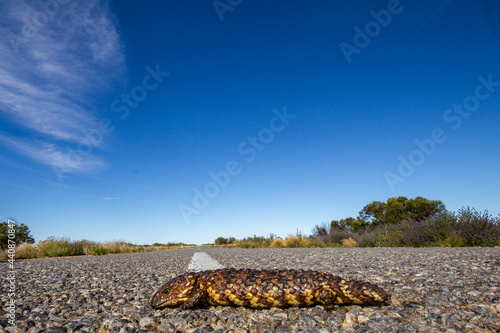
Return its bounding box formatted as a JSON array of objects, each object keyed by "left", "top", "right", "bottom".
[
  {"left": 138, "top": 317, "right": 156, "bottom": 328},
  {"left": 157, "top": 322, "right": 174, "bottom": 331},
  {"left": 6, "top": 327, "right": 25, "bottom": 333},
  {"left": 275, "top": 327, "right": 292, "bottom": 333},
  {"left": 472, "top": 305, "right": 487, "bottom": 314},
  {"left": 467, "top": 289, "right": 481, "bottom": 297},
  {"left": 342, "top": 312, "right": 356, "bottom": 328},
  {"left": 326, "top": 316, "right": 341, "bottom": 330},
  {"left": 228, "top": 314, "right": 246, "bottom": 328},
  {"left": 46, "top": 328, "right": 67, "bottom": 333},
  {"left": 233, "top": 328, "right": 249, "bottom": 333},
  {"left": 119, "top": 327, "right": 134, "bottom": 333}
]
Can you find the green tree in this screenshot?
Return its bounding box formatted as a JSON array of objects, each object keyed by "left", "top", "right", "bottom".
[
  {"left": 0, "top": 221, "right": 35, "bottom": 250},
  {"left": 359, "top": 196, "right": 445, "bottom": 226},
  {"left": 331, "top": 217, "right": 368, "bottom": 232},
  {"left": 214, "top": 237, "right": 228, "bottom": 245}
]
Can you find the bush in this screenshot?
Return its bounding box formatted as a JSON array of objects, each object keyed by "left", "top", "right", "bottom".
[
  {"left": 365, "top": 208, "right": 500, "bottom": 247},
  {"left": 327, "top": 227, "right": 354, "bottom": 245},
  {"left": 376, "top": 223, "right": 404, "bottom": 247},
  {"left": 379, "top": 213, "right": 456, "bottom": 247},
  {"left": 397, "top": 219, "right": 437, "bottom": 247},
  {"left": 341, "top": 237, "right": 357, "bottom": 247},
  {"left": 237, "top": 235, "right": 271, "bottom": 248},
  {"left": 455, "top": 207, "right": 500, "bottom": 247},
  {"left": 270, "top": 238, "right": 285, "bottom": 248},
  {"left": 306, "top": 238, "right": 327, "bottom": 248},
  {"left": 284, "top": 235, "right": 301, "bottom": 248},
  {"left": 357, "top": 229, "right": 380, "bottom": 247},
  {"left": 437, "top": 230, "right": 466, "bottom": 247},
  {"left": 215, "top": 237, "right": 228, "bottom": 245}
]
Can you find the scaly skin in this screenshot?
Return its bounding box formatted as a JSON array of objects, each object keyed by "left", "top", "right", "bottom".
[{"left": 151, "top": 268, "right": 390, "bottom": 310}]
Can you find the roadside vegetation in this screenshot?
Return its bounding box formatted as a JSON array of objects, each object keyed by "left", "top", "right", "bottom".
[
  {"left": 2, "top": 197, "right": 499, "bottom": 260},
  {"left": 210, "top": 197, "right": 500, "bottom": 248},
  {"left": 0, "top": 224, "right": 194, "bottom": 260}
]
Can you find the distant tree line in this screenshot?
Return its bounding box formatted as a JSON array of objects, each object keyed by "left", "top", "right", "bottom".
[
  {"left": 313, "top": 196, "right": 445, "bottom": 236},
  {"left": 211, "top": 196, "right": 482, "bottom": 248},
  {"left": 214, "top": 237, "right": 237, "bottom": 246},
  {"left": 151, "top": 242, "right": 194, "bottom": 247}
]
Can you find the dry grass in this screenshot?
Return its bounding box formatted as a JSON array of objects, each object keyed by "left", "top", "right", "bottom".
[
  {"left": 38, "top": 238, "right": 83, "bottom": 257},
  {"left": 12, "top": 243, "right": 40, "bottom": 259},
  {"left": 103, "top": 241, "right": 136, "bottom": 254},
  {"left": 0, "top": 238, "right": 194, "bottom": 261}
]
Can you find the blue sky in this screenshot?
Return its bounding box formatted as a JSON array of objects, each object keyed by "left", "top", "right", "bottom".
[{"left": 1, "top": 0, "right": 499, "bottom": 245}]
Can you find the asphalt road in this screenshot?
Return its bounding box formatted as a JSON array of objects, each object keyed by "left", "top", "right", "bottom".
[{"left": 1, "top": 247, "right": 499, "bottom": 332}]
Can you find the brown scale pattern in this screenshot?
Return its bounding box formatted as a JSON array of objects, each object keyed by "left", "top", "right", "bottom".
[{"left": 151, "top": 268, "right": 390, "bottom": 310}]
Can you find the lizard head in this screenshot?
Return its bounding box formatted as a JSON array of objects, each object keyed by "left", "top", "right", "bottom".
[{"left": 151, "top": 272, "right": 199, "bottom": 309}]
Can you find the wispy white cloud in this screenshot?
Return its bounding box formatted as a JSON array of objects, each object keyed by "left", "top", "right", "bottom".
[
  {"left": 103, "top": 197, "right": 121, "bottom": 201},
  {"left": 0, "top": 0, "right": 126, "bottom": 175},
  {"left": 0, "top": 133, "right": 107, "bottom": 174}
]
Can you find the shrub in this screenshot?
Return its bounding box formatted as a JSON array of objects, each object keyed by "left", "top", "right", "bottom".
[
  {"left": 306, "top": 237, "right": 327, "bottom": 248},
  {"left": 341, "top": 237, "right": 357, "bottom": 247},
  {"left": 284, "top": 235, "right": 301, "bottom": 248},
  {"left": 376, "top": 223, "right": 404, "bottom": 247},
  {"left": 237, "top": 235, "right": 271, "bottom": 248},
  {"left": 426, "top": 213, "right": 458, "bottom": 244},
  {"left": 455, "top": 207, "right": 500, "bottom": 247},
  {"left": 328, "top": 227, "right": 354, "bottom": 245},
  {"left": 437, "top": 230, "right": 466, "bottom": 247},
  {"left": 295, "top": 236, "right": 321, "bottom": 248},
  {"left": 215, "top": 237, "right": 228, "bottom": 246},
  {"left": 357, "top": 229, "right": 379, "bottom": 247},
  {"left": 270, "top": 238, "right": 285, "bottom": 248},
  {"left": 397, "top": 219, "right": 436, "bottom": 247},
  {"left": 383, "top": 212, "right": 456, "bottom": 247}
]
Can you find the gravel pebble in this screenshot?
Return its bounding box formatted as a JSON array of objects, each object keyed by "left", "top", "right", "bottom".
[{"left": 1, "top": 247, "right": 499, "bottom": 332}]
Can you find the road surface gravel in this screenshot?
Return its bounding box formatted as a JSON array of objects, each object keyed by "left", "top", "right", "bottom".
[{"left": 1, "top": 247, "right": 499, "bottom": 332}]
